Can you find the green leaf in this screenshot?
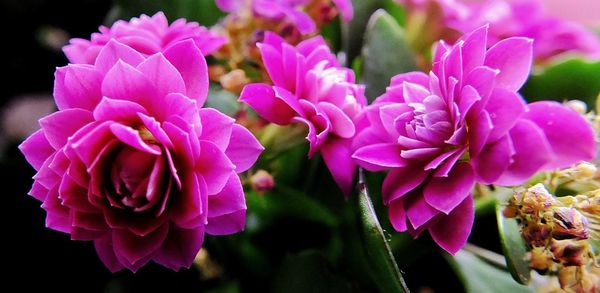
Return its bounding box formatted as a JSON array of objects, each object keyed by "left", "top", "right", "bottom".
[
  {"left": 205, "top": 84, "right": 240, "bottom": 117},
  {"left": 449, "top": 250, "right": 531, "bottom": 293},
  {"left": 342, "top": 0, "right": 386, "bottom": 62},
  {"left": 496, "top": 194, "right": 532, "bottom": 285},
  {"left": 272, "top": 251, "right": 352, "bottom": 293},
  {"left": 521, "top": 58, "right": 600, "bottom": 107},
  {"left": 360, "top": 9, "right": 418, "bottom": 101},
  {"left": 356, "top": 170, "right": 409, "bottom": 293},
  {"left": 112, "top": 0, "right": 225, "bottom": 25}
]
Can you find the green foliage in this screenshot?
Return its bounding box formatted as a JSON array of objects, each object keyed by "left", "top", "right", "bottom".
[
  {"left": 112, "top": 0, "right": 225, "bottom": 25},
  {"left": 360, "top": 10, "right": 418, "bottom": 100},
  {"left": 496, "top": 199, "right": 532, "bottom": 285},
  {"left": 521, "top": 58, "right": 600, "bottom": 107}
]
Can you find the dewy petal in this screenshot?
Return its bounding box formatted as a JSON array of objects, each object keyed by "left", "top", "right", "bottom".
[
  {"left": 239, "top": 84, "right": 296, "bottom": 125},
  {"left": 19, "top": 130, "right": 55, "bottom": 171},
  {"left": 54, "top": 64, "right": 103, "bottom": 111},
  {"left": 39, "top": 109, "right": 94, "bottom": 149},
  {"left": 523, "top": 101, "right": 596, "bottom": 169},
  {"left": 163, "top": 39, "right": 209, "bottom": 106},
  {"left": 495, "top": 119, "right": 553, "bottom": 185},
  {"left": 484, "top": 37, "right": 533, "bottom": 92},
  {"left": 472, "top": 134, "right": 514, "bottom": 184},
  {"left": 429, "top": 195, "right": 474, "bottom": 255},
  {"left": 225, "top": 124, "right": 264, "bottom": 173},
  {"left": 485, "top": 88, "right": 526, "bottom": 142},
  {"left": 424, "top": 162, "right": 475, "bottom": 214},
  {"left": 321, "top": 137, "right": 356, "bottom": 196},
  {"left": 353, "top": 143, "right": 407, "bottom": 171},
  {"left": 382, "top": 165, "right": 428, "bottom": 204},
  {"left": 136, "top": 53, "right": 187, "bottom": 99}
]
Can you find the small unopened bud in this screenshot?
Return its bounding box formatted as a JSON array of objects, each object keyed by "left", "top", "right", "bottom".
[
  {"left": 220, "top": 69, "right": 250, "bottom": 94},
  {"left": 550, "top": 239, "right": 589, "bottom": 266},
  {"left": 521, "top": 184, "right": 555, "bottom": 215},
  {"left": 563, "top": 162, "right": 598, "bottom": 181},
  {"left": 552, "top": 207, "right": 589, "bottom": 240},
  {"left": 250, "top": 169, "right": 275, "bottom": 193},
  {"left": 208, "top": 65, "right": 226, "bottom": 82},
  {"left": 566, "top": 99, "right": 588, "bottom": 114}
]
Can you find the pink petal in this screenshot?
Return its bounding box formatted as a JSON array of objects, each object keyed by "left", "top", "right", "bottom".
[
  {"left": 197, "top": 141, "right": 235, "bottom": 195},
  {"left": 318, "top": 102, "right": 355, "bottom": 138},
  {"left": 171, "top": 172, "right": 206, "bottom": 228},
  {"left": 225, "top": 124, "right": 264, "bottom": 173},
  {"left": 112, "top": 224, "right": 169, "bottom": 267},
  {"left": 39, "top": 109, "right": 94, "bottom": 149},
  {"left": 460, "top": 25, "right": 488, "bottom": 74},
  {"left": 94, "top": 39, "right": 145, "bottom": 74},
  {"left": 93, "top": 97, "right": 148, "bottom": 122},
  {"left": 321, "top": 137, "right": 356, "bottom": 195},
  {"left": 332, "top": 0, "right": 353, "bottom": 21},
  {"left": 405, "top": 192, "right": 440, "bottom": 229},
  {"left": 240, "top": 84, "right": 296, "bottom": 125},
  {"left": 472, "top": 135, "right": 514, "bottom": 184},
  {"left": 94, "top": 233, "right": 125, "bottom": 273},
  {"left": 467, "top": 110, "right": 493, "bottom": 157},
  {"left": 463, "top": 66, "right": 499, "bottom": 106},
  {"left": 41, "top": 186, "right": 72, "bottom": 233},
  {"left": 136, "top": 53, "right": 186, "bottom": 98},
  {"left": 403, "top": 82, "right": 430, "bottom": 104},
  {"left": 19, "top": 130, "right": 55, "bottom": 171},
  {"left": 353, "top": 143, "right": 406, "bottom": 171},
  {"left": 199, "top": 108, "right": 234, "bottom": 152},
  {"left": 208, "top": 174, "right": 246, "bottom": 218},
  {"left": 429, "top": 195, "right": 474, "bottom": 254},
  {"left": 390, "top": 72, "right": 430, "bottom": 87},
  {"left": 101, "top": 60, "right": 157, "bottom": 107},
  {"left": 110, "top": 124, "right": 161, "bottom": 155},
  {"left": 206, "top": 209, "right": 246, "bottom": 235},
  {"left": 388, "top": 199, "right": 408, "bottom": 232},
  {"left": 485, "top": 88, "right": 526, "bottom": 142},
  {"left": 54, "top": 64, "right": 103, "bottom": 111},
  {"left": 524, "top": 101, "right": 596, "bottom": 169},
  {"left": 495, "top": 119, "right": 553, "bottom": 185},
  {"left": 484, "top": 37, "right": 533, "bottom": 91},
  {"left": 163, "top": 39, "right": 209, "bottom": 106},
  {"left": 424, "top": 162, "right": 475, "bottom": 214},
  {"left": 382, "top": 165, "right": 428, "bottom": 204},
  {"left": 154, "top": 225, "right": 205, "bottom": 271}
]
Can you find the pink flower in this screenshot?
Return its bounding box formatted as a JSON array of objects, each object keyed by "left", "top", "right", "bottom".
[
  {"left": 400, "top": 0, "right": 600, "bottom": 61},
  {"left": 64, "top": 12, "right": 226, "bottom": 64},
  {"left": 215, "top": 0, "right": 353, "bottom": 34},
  {"left": 239, "top": 32, "right": 366, "bottom": 195},
  {"left": 19, "top": 39, "right": 263, "bottom": 272},
  {"left": 352, "top": 26, "right": 596, "bottom": 254}
]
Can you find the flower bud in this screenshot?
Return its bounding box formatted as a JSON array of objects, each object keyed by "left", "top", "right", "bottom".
[
  {"left": 552, "top": 207, "right": 590, "bottom": 240},
  {"left": 521, "top": 184, "right": 555, "bottom": 215},
  {"left": 220, "top": 69, "right": 251, "bottom": 94},
  {"left": 566, "top": 99, "right": 588, "bottom": 114},
  {"left": 250, "top": 169, "right": 275, "bottom": 193}
]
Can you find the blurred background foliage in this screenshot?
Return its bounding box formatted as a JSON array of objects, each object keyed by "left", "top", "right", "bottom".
[{"left": 1, "top": 0, "right": 599, "bottom": 292}]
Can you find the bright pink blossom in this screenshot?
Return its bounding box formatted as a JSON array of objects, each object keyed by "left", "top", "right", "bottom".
[
  {"left": 399, "top": 0, "right": 600, "bottom": 61},
  {"left": 19, "top": 39, "right": 263, "bottom": 272},
  {"left": 64, "top": 12, "right": 226, "bottom": 64},
  {"left": 352, "top": 26, "right": 596, "bottom": 254},
  {"left": 240, "top": 32, "right": 366, "bottom": 195},
  {"left": 215, "top": 0, "right": 353, "bottom": 34}
]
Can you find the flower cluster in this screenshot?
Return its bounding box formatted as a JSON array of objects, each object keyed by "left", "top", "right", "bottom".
[
  {"left": 352, "top": 26, "right": 596, "bottom": 253},
  {"left": 20, "top": 16, "right": 263, "bottom": 272},
  {"left": 240, "top": 32, "right": 366, "bottom": 195},
  {"left": 504, "top": 183, "right": 600, "bottom": 292}
]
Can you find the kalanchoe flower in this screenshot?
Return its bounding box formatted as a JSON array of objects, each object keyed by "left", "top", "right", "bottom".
[
  {"left": 352, "top": 26, "right": 596, "bottom": 254},
  {"left": 64, "top": 12, "right": 226, "bottom": 64},
  {"left": 19, "top": 39, "right": 263, "bottom": 271},
  {"left": 239, "top": 32, "right": 366, "bottom": 195},
  {"left": 215, "top": 0, "right": 353, "bottom": 35},
  {"left": 398, "top": 0, "right": 600, "bottom": 61}
]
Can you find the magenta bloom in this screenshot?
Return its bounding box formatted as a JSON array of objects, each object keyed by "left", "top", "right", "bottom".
[
  {"left": 216, "top": 0, "right": 353, "bottom": 34},
  {"left": 19, "top": 39, "right": 263, "bottom": 271},
  {"left": 64, "top": 12, "right": 226, "bottom": 64},
  {"left": 352, "top": 26, "right": 596, "bottom": 254},
  {"left": 399, "top": 0, "right": 600, "bottom": 61},
  {"left": 240, "top": 32, "right": 366, "bottom": 195}
]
